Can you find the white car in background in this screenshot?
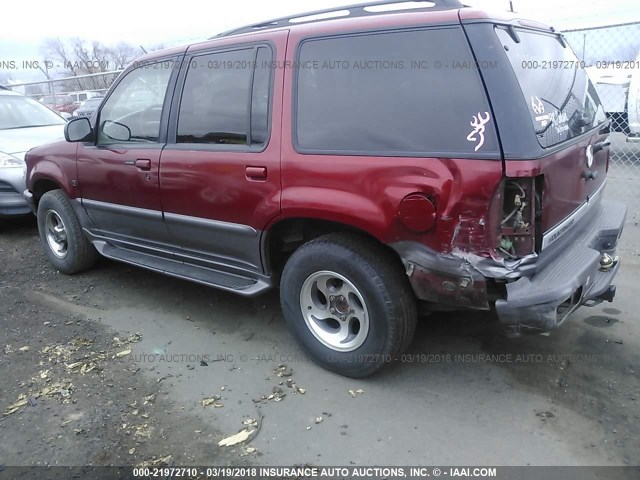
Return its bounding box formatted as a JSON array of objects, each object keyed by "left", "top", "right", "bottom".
[
  {"left": 0, "top": 88, "right": 67, "bottom": 217},
  {"left": 586, "top": 51, "right": 640, "bottom": 142},
  {"left": 68, "top": 90, "right": 102, "bottom": 106},
  {"left": 586, "top": 67, "right": 631, "bottom": 133}
]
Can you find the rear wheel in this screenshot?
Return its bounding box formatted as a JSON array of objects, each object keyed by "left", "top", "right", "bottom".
[
  {"left": 280, "top": 233, "right": 417, "bottom": 377},
  {"left": 37, "top": 190, "right": 97, "bottom": 274}
]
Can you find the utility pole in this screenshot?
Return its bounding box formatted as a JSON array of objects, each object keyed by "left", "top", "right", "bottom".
[{"left": 509, "top": 1, "right": 514, "bottom": 13}]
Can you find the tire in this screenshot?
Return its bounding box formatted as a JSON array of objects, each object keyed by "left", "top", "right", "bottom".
[
  {"left": 280, "top": 233, "right": 417, "bottom": 377},
  {"left": 37, "top": 190, "right": 98, "bottom": 274}
]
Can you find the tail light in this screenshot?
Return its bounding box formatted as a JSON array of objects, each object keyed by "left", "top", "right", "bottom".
[{"left": 495, "top": 176, "right": 543, "bottom": 258}]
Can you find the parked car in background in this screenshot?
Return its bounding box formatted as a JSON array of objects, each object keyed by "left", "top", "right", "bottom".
[
  {"left": 0, "top": 89, "right": 66, "bottom": 217},
  {"left": 587, "top": 67, "right": 631, "bottom": 133},
  {"left": 25, "top": 0, "right": 625, "bottom": 377},
  {"left": 72, "top": 96, "right": 103, "bottom": 119},
  {"left": 68, "top": 90, "right": 102, "bottom": 106},
  {"left": 41, "top": 94, "right": 78, "bottom": 115}
]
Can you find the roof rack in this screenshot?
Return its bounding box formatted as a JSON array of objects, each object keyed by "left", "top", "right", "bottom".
[{"left": 213, "top": 0, "right": 466, "bottom": 38}]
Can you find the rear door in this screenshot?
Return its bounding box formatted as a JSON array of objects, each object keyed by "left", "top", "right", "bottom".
[{"left": 160, "top": 32, "right": 286, "bottom": 273}]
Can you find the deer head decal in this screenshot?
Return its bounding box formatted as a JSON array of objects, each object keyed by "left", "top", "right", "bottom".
[{"left": 466, "top": 112, "right": 491, "bottom": 152}]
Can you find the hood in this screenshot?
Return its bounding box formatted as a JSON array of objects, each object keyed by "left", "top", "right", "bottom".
[{"left": 0, "top": 124, "right": 66, "bottom": 161}]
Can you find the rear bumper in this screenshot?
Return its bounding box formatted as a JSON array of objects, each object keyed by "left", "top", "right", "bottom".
[{"left": 495, "top": 200, "right": 626, "bottom": 335}]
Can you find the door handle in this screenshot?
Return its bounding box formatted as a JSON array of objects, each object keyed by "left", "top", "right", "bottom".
[
  {"left": 245, "top": 166, "right": 267, "bottom": 181},
  {"left": 135, "top": 159, "right": 151, "bottom": 171},
  {"left": 124, "top": 159, "right": 151, "bottom": 171}
]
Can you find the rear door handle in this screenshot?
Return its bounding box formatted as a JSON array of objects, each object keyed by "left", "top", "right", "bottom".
[{"left": 245, "top": 166, "right": 267, "bottom": 181}]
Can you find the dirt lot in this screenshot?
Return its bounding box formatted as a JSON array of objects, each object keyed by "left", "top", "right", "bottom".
[{"left": 1, "top": 200, "right": 639, "bottom": 472}]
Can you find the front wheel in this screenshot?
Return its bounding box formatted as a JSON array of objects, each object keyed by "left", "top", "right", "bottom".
[
  {"left": 37, "top": 190, "right": 98, "bottom": 274},
  {"left": 280, "top": 233, "right": 417, "bottom": 377}
]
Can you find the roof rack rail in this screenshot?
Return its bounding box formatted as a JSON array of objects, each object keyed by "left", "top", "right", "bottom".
[{"left": 213, "top": 0, "right": 466, "bottom": 38}]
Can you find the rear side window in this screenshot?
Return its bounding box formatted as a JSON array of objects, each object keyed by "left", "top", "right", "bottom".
[
  {"left": 177, "top": 46, "right": 272, "bottom": 146},
  {"left": 295, "top": 27, "right": 499, "bottom": 157},
  {"left": 496, "top": 28, "right": 607, "bottom": 148}
]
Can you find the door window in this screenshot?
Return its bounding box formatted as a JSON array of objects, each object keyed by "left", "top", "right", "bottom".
[
  {"left": 97, "top": 63, "right": 173, "bottom": 144},
  {"left": 177, "top": 47, "right": 272, "bottom": 146}
]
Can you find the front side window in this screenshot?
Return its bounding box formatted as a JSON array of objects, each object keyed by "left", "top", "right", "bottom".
[
  {"left": 177, "top": 46, "right": 272, "bottom": 146},
  {"left": 496, "top": 28, "right": 607, "bottom": 148},
  {"left": 97, "top": 63, "right": 173, "bottom": 144},
  {"left": 295, "top": 27, "right": 498, "bottom": 156}
]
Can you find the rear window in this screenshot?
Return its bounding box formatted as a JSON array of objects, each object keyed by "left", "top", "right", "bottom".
[
  {"left": 295, "top": 27, "right": 499, "bottom": 157},
  {"left": 495, "top": 27, "right": 607, "bottom": 148}
]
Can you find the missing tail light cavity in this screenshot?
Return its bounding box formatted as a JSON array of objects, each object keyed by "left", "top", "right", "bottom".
[{"left": 499, "top": 177, "right": 543, "bottom": 258}]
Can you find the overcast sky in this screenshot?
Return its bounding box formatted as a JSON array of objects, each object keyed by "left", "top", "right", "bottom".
[{"left": 1, "top": 0, "right": 639, "bottom": 81}]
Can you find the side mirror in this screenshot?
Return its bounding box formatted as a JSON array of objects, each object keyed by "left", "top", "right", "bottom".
[
  {"left": 103, "top": 121, "right": 131, "bottom": 142},
  {"left": 64, "top": 117, "right": 93, "bottom": 142}
]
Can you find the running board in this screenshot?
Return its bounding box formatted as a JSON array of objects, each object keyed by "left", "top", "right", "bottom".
[{"left": 94, "top": 241, "right": 271, "bottom": 296}]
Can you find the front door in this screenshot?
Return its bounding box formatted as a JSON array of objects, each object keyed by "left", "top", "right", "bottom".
[{"left": 77, "top": 60, "right": 177, "bottom": 247}]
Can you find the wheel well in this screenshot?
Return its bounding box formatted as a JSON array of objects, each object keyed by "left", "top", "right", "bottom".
[
  {"left": 32, "top": 179, "right": 62, "bottom": 206},
  {"left": 265, "top": 218, "right": 402, "bottom": 279}
]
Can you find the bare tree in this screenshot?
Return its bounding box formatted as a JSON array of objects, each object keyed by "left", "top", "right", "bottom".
[
  {"left": 109, "top": 42, "right": 138, "bottom": 70},
  {"left": 43, "top": 38, "right": 78, "bottom": 75},
  {"left": 41, "top": 37, "right": 138, "bottom": 93}
]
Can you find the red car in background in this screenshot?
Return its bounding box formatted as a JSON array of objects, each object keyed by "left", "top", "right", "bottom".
[{"left": 41, "top": 94, "right": 78, "bottom": 115}]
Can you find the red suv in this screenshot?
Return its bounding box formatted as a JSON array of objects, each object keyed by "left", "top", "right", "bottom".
[{"left": 24, "top": 0, "right": 626, "bottom": 377}]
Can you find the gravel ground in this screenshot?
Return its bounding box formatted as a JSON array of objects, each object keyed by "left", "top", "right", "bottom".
[{"left": 1, "top": 191, "right": 639, "bottom": 475}]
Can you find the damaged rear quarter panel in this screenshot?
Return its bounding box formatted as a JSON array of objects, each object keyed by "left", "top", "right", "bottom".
[
  {"left": 436, "top": 159, "right": 504, "bottom": 255},
  {"left": 279, "top": 150, "right": 504, "bottom": 256}
]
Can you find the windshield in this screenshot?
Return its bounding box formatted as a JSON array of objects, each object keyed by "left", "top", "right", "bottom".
[
  {"left": 496, "top": 27, "right": 607, "bottom": 148},
  {"left": 0, "top": 94, "right": 66, "bottom": 130}
]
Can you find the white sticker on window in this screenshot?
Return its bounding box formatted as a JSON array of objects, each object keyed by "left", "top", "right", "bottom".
[
  {"left": 466, "top": 112, "right": 491, "bottom": 152},
  {"left": 531, "top": 96, "right": 545, "bottom": 115}
]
